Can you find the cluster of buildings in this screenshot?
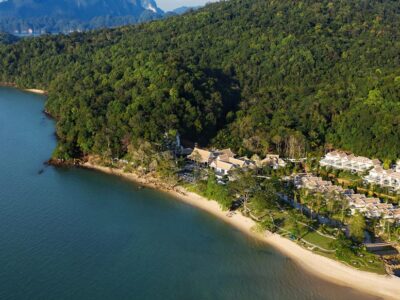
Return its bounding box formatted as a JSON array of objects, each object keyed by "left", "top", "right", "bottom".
[
  {"left": 185, "top": 146, "right": 400, "bottom": 222},
  {"left": 295, "top": 174, "right": 400, "bottom": 223},
  {"left": 346, "top": 193, "right": 400, "bottom": 220},
  {"left": 187, "top": 147, "right": 286, "bottom": 178},
  {"left": 320, "top": 151, "right": 400, "bottom": 192},
  {"left": 294, "top": 174, "right": 351, "bottom": 195},
  {"left": 365, "top": 166, "right": 400, "bottom": 191},
  {"left": 320, "top": 151, "right": 381, "bottom": 173},
  {"left": 188, "top": 147, "right": 253, "bottom": 177}
]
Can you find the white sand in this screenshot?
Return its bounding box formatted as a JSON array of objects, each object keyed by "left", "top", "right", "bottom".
[
  {"left": 24, "top": 88, "right": 46, "bottom": 95},
  {"left": 82, "top": 162, "right": 400, "bottom": 299}
]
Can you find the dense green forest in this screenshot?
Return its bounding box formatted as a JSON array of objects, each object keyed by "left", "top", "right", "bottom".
[
  {"left": 0, "top": 0, "right": 400, "bottom": 161},
  {"left": 0, "top": 14, "right": 162, "bottom": 34}
]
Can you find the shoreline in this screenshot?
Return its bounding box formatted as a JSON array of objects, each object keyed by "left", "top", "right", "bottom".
[
  {"left": 81, "top": 161, "right": 400, "bottom": 300},
  {"left": 0, "top": 83, "right": 47, "bottom": 95},
  {"left": 2, "top": 78, "right": 398, "bottom": 298},
  {"left": 24, "top": 88, "right": 47, "bottom": 95}
]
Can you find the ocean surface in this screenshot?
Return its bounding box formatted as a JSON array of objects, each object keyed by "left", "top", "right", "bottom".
[{"left": 0, "top": 87, "right": 379, "bottom": 299}]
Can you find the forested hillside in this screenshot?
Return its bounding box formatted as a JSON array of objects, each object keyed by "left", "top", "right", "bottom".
[{"left": 0, "top": 0, "right": 400, "bottom": 161}]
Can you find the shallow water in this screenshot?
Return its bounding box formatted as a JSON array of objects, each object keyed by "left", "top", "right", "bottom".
[{"left": 0, "top": 87, "right": 380, "bottom": 299}]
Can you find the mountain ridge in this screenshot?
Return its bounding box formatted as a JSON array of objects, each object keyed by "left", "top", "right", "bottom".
[
  {"left": 171, "top": 6, "right": 201, "bottom": 15},
  {"left": 0, "top": 0, "right": 164, "bottom": 33},
  {"left": 0, "top": 31, "right": 19, "bottom": 43}
]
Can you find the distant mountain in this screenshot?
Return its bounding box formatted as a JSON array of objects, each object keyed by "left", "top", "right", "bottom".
[
  {"left": 0, "top": 32, "right": 18, "bottom": 44},
  {"left": 171, "top": 6, "right": 200, "bottom": 15},
  {"left": 0, "top": 0, "right": 164, "bottom": 34}
]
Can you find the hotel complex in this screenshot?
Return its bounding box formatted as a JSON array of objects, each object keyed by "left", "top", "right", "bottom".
[
  {"left": 295, "top": 174, "right": 400, "bottom": 223},
  {"left": 320, "top": 151, "right": 400, "bottom": 191},
  {"left": 320, "top": 151, "right": 381, "bottom": 173},
  {"left": 188, "top": 147, "right": 283, "bottom": 177}
]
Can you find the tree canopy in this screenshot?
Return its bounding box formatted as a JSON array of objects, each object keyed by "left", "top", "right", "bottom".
[{"left": 1, "top": 0, "right": 400, "bottom": 160}]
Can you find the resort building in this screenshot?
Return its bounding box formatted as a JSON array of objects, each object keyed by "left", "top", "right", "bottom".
[
  {"left": 294, "top": 174, "right": 351, "bottom": 195},
  {"left": 260, "top": 154, "right": 287, "bottom": 170},
  {"left": 216, "top": 148, "right": 236, "bottom": 158},
  {"left": 294, "top": 174, "right": 400, "bottom": 222},
  {"left": 211, "top": 149, "right": 257, "bottom": 176},
  {"left": 188, "top": 147, "right": 255, "bottom": 178},
  {"left": 188, "top": 147, "right": 215, "bottom": 165},
  {"left": 222, "top": 156, "right": 246, "bottom": 168},
  {"left": 320, "top": 151, "right": 381, "bottom": 173},
  {"left": 346, "top": 194, "right": 380, "bottom": 215},
  {"left": 210, "top": 159, "right": 235, "bottom": 176},
  {"left": 391, "top": 209, "right": 400, "bottom": 223},
  {"left": 395, "top": 160, "right": 400, "bottom": 173},
  {"left": 364, "top": 166, "right": 400, "bottom": 191},
  {"left": 365, "top": 203, "right": 394, "bottom": 220}
]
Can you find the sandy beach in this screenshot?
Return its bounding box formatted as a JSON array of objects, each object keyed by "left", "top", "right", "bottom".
[
  {"left": 0, "top": 84, "right": 47, "bottom": 95},
  {"left": 24, "top": 88, "right": 47, "bottom": 95},
  {"left": 82, "top": 161, "right": 400, "bottom": 300}
]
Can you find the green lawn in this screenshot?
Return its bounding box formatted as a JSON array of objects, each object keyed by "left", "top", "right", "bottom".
[
  {"left": 318, "top": 251, "right": 386, "bottom": 274},
  {"left": 301, "top": 231, "right": 335, "bottom": 250}
]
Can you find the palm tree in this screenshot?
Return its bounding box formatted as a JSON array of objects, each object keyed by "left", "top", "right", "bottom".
[
  {"left": 385, "top": 219, "right": 393, "bottom": 241},
  {"left": 327, "top": 193, "right": 340, "bottom": 219},
  {"left": 395, "top": 226, "right": 400, "bottom": 241},
  {"left": 339, "top": 194, "right": 349, "bottom": 223},
  {"left": 317, "top": 192, "right": 324, "bottom": 215},
  {"left": 298, "top": 189, "right": 308, "bottom": 215}
]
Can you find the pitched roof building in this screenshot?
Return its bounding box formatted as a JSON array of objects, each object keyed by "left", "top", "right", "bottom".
[
  {"left": 218, "top": 148, "right": 236, "bottom": 158},
  {"left": 210, "top": 159, "right": 235, "bottom": 176},
  {"left": 188, "top": 147, "right": 214, "bottom": 164}
]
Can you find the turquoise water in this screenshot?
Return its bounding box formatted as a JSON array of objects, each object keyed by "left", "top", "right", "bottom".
[{"left": 0, "top": 87, "right": 378, "bottom": 300}]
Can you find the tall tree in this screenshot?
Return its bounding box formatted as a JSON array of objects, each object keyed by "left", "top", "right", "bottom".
[{"left": 348, "top": 213, "right": 366, "bottom": 243}]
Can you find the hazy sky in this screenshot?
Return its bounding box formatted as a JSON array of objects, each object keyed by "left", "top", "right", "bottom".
[
  {"left": 0, "top": 0, "right": 218, "bottom": 12},
  {"left": 157, "top": 0, "right": 218, "bottom": 11}
]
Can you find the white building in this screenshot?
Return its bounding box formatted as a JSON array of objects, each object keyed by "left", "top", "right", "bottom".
[
  {"left": 295, "top": 174, "right": 400, "bottom": 221},
  {"left": 210, "top": 149, "right": 256, "bottom": 176},
  {"left": 320, "top": 151, "right": 381, "bottom": 173},
  {"left": 395, "top": 160, "right": 400, "bottom": 173},
  {"left": 364, "top": 166, "right": 400, "bottom": 191},
  {"left": 210, "top": 159, "right": 235, "bottom": 176},
  {"left": 294, "top": 174, "right": 351, "bottom": 195}
]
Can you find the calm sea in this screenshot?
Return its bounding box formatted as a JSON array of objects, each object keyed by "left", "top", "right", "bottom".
[{"left": 0, "top": 87, "right": 379, "bottom": 299}]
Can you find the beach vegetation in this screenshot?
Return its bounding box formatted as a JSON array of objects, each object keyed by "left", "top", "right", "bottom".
[{"left": 348, "top": 213, "right": 367, "bottom": 243}]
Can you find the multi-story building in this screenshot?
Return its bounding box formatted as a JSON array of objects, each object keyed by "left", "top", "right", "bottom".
[
  {"left": 364, "top": 166, "right": 400, "bottom": 191},
  {"left": 320, "top": 151, "right": 381, "bottom": 173},
  {"left": 294, "top": 174, "right": 400, "bottom": 223}
]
